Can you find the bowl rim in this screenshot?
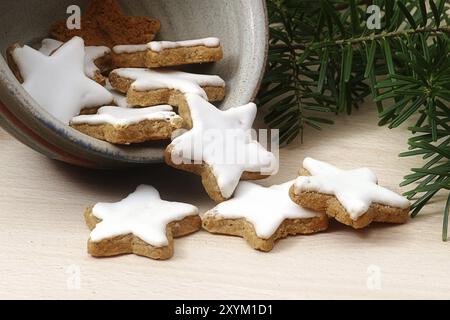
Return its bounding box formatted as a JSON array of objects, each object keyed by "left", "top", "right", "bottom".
[{"left": 0, "top": 0, "right": 269, "bottom": 168}]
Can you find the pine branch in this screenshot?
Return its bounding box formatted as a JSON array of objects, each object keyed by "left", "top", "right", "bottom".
[
  {"left": 270, "top": 25, "right": 450, "bottom": 50},
  {"left": 259, "top": 0, "right": 450, "bottom": 240}
]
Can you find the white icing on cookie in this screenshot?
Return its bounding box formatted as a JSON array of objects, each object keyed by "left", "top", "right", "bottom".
[
  {"left": 71, "top": 105, "right": 181, "bottom": 126},
  {"left": 38, "top": 38, "right": 62, "bottom": 55},
  {"left": 293, "top": 157, "right": 410, "bottom": 220},
  {"left": 148, "top": 37, "right": 220, "bottom": 52},
  {"left": 205, "top": 181, "right": 322, "bottom": 239},
  {"left": 90, "top": 185, "right": 199, "bottom": 246},
  {"left": 39, "top": 38, "right": 111, "bottom": 79},
  {"left": 169, "top": 93, "right": 278, "bottom": 198},
  {"left": 111, "top": 68, "right": 225, "bottom": 100},
  {"left": 112, "top": 44, "right": 149, "bottom": 54},
  {"left": 13, "top": 37, "right": 112, "bottom": 124}
]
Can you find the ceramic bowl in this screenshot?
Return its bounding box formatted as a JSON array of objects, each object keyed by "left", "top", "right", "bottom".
[{"left": 0, "top": 0, "right": 268, "bottom": 168}]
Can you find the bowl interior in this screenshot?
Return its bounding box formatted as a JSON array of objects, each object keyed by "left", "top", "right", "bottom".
[{"left": 0, "top": 0, "right": 268, "bottom": 167}]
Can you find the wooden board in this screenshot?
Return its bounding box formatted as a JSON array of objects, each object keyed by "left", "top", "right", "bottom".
[{"left": 0, "top": 102, "right": 448, "bottom": 299}]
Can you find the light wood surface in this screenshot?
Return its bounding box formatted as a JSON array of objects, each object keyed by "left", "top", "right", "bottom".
[{"left": 1, "top": 101, "right": 449, "bottom": 300}]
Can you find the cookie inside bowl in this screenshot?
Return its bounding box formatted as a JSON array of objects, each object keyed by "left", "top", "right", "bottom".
[{"left": 0, "top": 0, "right": 268, "bottom": 168}]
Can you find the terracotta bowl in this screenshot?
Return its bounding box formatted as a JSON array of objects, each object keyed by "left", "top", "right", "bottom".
[{"left": 0, "top": 0, "right": 268, "bottom": 168}]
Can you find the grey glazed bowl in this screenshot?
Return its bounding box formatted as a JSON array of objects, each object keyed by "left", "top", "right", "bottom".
[{"left": 0, "top": 0, "right": 268, "bottom": 168}]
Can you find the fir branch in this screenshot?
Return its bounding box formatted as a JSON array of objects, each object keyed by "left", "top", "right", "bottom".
[
  {"left": 270, "top": 25, "right": 450, "bottom": 50},
  {"left": 259, "top": 0, "right": 450, "bottom": 240}
]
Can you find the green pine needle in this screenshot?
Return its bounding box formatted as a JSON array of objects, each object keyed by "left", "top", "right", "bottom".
[{"left": 259, "top": 0, "right": 450, "bottom": 240}]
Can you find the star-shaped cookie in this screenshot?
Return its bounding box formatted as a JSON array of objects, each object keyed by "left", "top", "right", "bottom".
[
  {"left": 39, "top": 38, "right": 111, "bottom": 85},
  {"left": 50, "top": 0, "right": 160, "bottom": 47},
  {"left": 9, "top": 37, "right": 112, "bottom": 124},
  {"left": 112, "top": 37, "right": 223, "bottom": 68},
  {"left": 84, "top": 185, "right": 201, "bottom": 260},
  {"left": 70, "top": 105, "right": 183, "bottom": 144},
  {"left": 108, "top": 68, "right": 226, "bottom": 127},
  {"left": 165, "top": 93, "right": 278, "bottom": 202},
  {"left": 203, "top": 181, "right": 328, "bottom": 251},
  {"left": 289, "top": 157, "right": 410, "bottom": 229}
]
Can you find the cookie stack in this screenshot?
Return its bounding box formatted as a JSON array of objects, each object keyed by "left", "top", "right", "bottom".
[
  {"left": 73, "top": 35, "right": 226, "bottom": 144},
  {"left": 7, "top": 0, "right": 279, "bottom": 204},
  {"left": 7, "top": 0, "right": 225, "bottom": 144}
]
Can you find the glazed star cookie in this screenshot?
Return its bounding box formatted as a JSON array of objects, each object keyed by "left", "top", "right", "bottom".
[
  {"left": 7, "top": 36, "right": 112, "bottom": 124},
  {"left": 165, "top": 93, "right": 278, "bottom": 202},
  {"left": 112, "top": 37, "right": 223, "bottom": 68},
  {"left": 70, "top": 105, "right": 183, "bottom": 144},
  {"left": 84, "top": 185, "right": 201, "bottom": 260},
  {"left": 147, "top": 38, "right": 223, "bottom": 67},
  {"left": 39, "top": 38, "right": 112, "bottom": 85},
  {"left": 289, "top": 157, "right": 410, "bottom": 229},
  {"left": 203, "top": 181, "right": 328, "bottom": 251},
  {"left": 109, "top": 68, "right": 226, "bottom": 127},
  {"left": 50, "top": 0, "right": 160, "bottom": 47}
]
